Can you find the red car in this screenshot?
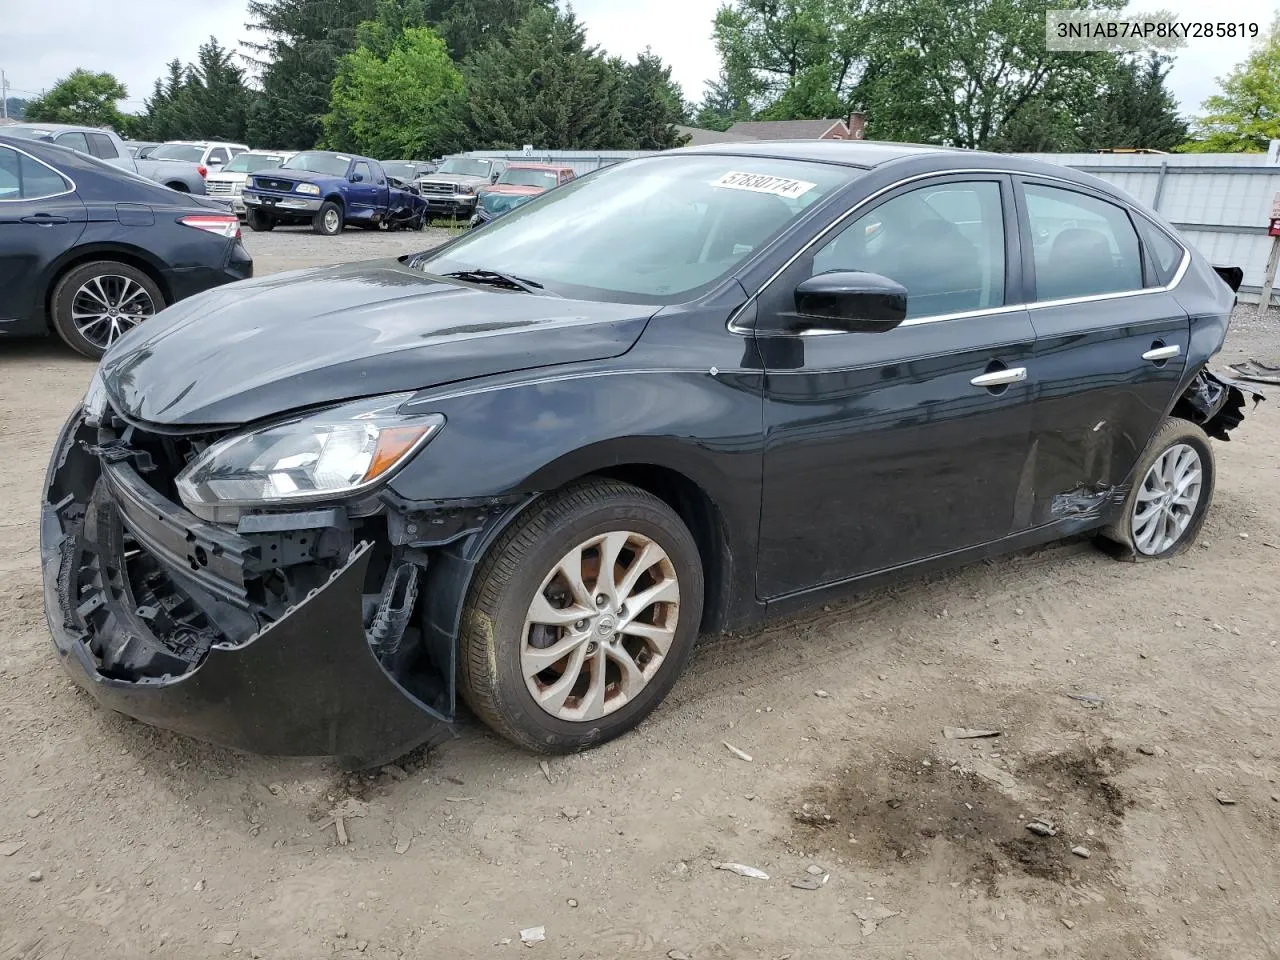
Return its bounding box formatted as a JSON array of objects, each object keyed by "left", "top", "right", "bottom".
[{"left": 470, "top": 164, "right": 575, "bottom": 227}]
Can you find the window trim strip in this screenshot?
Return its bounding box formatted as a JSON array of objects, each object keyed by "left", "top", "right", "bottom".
[
  {"left": 729, "top": 166, "right": 1190, "bottom": 336},
  {"left": 0, "top": 142, "right": 78, "bottom": 203}
]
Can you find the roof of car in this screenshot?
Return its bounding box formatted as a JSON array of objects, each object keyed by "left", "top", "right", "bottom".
[
  {"left": 673, "top": 139, "right": 961, "bottom": 168},
  {"left": 505, "top": 163, "right": 567, "bottom": 171},
  {"left": 6, "top": 122, "right": 113, "bottom": 134}
]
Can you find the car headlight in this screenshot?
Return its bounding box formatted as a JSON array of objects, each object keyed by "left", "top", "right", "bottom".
[
  {"left": 175, "top": 394, "right": 443, "bottom": 511},
  {"left": 295, "top": 183, "right": 321, "bottom": 196},
  {"left": 458, "top": 184, "right": 475, "bottom": 195},
  {"left": 83, "top": 369, "right": 109, "bottom": 427}
]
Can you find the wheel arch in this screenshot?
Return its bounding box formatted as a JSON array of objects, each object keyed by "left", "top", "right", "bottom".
[{"left": 42, "top": 245, "right": 173, "bottom": 328}]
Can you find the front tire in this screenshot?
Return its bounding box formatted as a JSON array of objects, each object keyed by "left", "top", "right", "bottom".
[
  {"left": 246, "top": 209, "right": 275, "bottom": 232},
  {"left": 313, "top": 200, "right": 343, "bottom": 236},
  {"left": 1101, "top": 417, "right": 1215, "bottom": 559},
  {"left": 459, "top": 481, "right": 704, "bottom": 753},
  {"left": 50, "top": 261, "right": 165, "bottom": 359}
]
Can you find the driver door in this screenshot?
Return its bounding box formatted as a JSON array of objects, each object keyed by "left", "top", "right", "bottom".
[{"left": 754, "top": 174, "right": 1038, "bottom": 597}]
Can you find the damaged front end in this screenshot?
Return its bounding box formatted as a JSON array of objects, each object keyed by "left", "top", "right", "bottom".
[
  {"left": 40, "top": 404, "right": 517, "bottom": 767},
  {"left": 1174, "top": 369, "right": 1265, "bottom": 441}
]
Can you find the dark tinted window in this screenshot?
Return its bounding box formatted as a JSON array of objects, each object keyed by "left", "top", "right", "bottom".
[
  {"left": 55, "top": 131, "right": 90, "bottom": 154},
  {"left": 1024, "top": 183, "right": 1142, "bottom": 301},
  {"left": 86, "top": 132, "right": 118, "bottom": 159},
  {"left": 0, "top": 147, "right": 71, "bottom": 200},
  {"left": 1138, "top": 219, "right": 1184, "bottom": 286},
  {"left": 812, "top": 180, "right": 1005, "bottom": 319}
]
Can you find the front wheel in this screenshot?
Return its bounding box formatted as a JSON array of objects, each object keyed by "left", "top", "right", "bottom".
[
  {"left": 246, "top": 209, "right": 275, "bottom": 232},
  {"left": 1101, "top": 417, "right": 1215, "bottom": 559},
  {"left": 313, "top": 200, "right": 343, "bottom": 236},
  {"left": 459, "top": 481, "right": 704, "bottom": 753}
]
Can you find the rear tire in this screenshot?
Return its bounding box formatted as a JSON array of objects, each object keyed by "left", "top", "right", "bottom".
[
  {"left": 1100, "top": 417, "right": 1215, "bottom": 560},
  {"left": 167, "top": 182, "right": 189, "bottom": 192},
  {"left": 459, "top": 481, "right": 703, "bottom": 754},
  {"left": 246, "top": 209, "right": 275, "bottom": 232},
  {"left": 50, "top": 261, "right": 166, "bottom": 360},
  {"left": 313, "top": 201, "right": 343, "bottom": 236}
]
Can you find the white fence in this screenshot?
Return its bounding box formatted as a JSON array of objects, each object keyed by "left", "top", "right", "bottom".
[{"left": 461, "top": 146, "right": 1280, "bottom": 306}]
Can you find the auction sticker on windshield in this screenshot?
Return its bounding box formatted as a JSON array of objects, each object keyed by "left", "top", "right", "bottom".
[{"left": 712, "top": 171, "right": 817, "bottom": 200}]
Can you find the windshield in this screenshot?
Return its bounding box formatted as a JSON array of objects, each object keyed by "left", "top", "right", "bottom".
[
  {"left": 383, "top": 162, "right": 422, "bottom": 180},
  {"left": 436, "top": 158, "right": 491, "bottom": 177},
  {"left": 224, "top": 153, "right": 285, "bottom": 173},
  {"left": 148, "top": 143, "right": 205, "bottom": 162},
  {"left": 499, "top": 168, "right": 559, "bottom": 188},
  {"left": 417, "top": 155, "right": 854, "bottom": 303},
  {"left": 281, "top": 152, "right": 351, "bottom": 176}
]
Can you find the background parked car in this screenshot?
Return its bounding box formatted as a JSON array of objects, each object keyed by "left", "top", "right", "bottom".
[
  {"left": 148, "top": 140, "right": 249, "bottom": 175},
  {"left": 205, "top": 150, "right": 296, "bottom": 219},
  {"left": 242, "top": 150, "right": 426, "bottom": 235},
  {"left": 123, "top": 140, "right": 159, "bottom": 159},
  {"left": 470, "top": 163, "right": 575, "bottom": 228},
  {"left": 382, "top": 160, "right": 437, "bottom": 182},
  {"left": 4, "top": 124, "right": 208, "bottom": 194},
  {"left": 0, "top": 135, "right": 252, "bottom": 358},
  {"left": 415, "top": 156, "right": 506, "bottom": 220}
]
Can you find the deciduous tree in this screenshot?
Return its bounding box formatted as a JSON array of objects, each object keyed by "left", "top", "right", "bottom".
[
  {"left": 1182, "top": 14, "right": 1280, "bottom": 152},
  {"left": 23, "top": 69, "right": 128, "bottom": 128}
]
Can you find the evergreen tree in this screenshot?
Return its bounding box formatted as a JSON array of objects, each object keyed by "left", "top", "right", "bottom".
[{"left": 615, "top": 50, "right": 687, "bottom": 149}]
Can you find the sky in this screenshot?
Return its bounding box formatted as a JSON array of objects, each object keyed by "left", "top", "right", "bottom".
[{"left": 1, "top": 0, "right": 1276, "bottom": 120}]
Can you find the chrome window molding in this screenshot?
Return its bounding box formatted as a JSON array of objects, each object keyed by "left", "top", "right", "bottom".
[
  {"left": 728, "top": 166, "right": 1190, "bottom": 337},
  {"left": 0, "top": 142, "right": 77, "bottom": 203}
]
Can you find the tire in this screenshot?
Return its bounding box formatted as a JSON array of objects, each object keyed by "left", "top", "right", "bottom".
[
  {"left": 246, "top": 209, "right": 275, "bottom": 232},
  {"left": 1100, "top": 417, "right": 1215, "bottom": 560},
  {"left": 50, "top": 261, "right": 166, "bottom": 360},
  {"left": 167, "top": 182, "right": 189, "bottom": 193},
  {"left": 313, "top": 200, "right": 343, "bottom": 236},
  {"left": 459, "top": 480, "right": 704, "bottom": 753}
]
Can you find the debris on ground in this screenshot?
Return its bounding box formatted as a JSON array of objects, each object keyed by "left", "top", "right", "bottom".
[
  {"left": 320, "top": 798, "right": 369, "bottom": 846},
  {"left": 714, "top": 862, "right": 769, "bottom": 880},
  {"left": 944, "top": 727, "right": 1002, "bottom": 740},
  {"left": 25, "top": 808, "right": 41, "bottom": 819},
  {"left": 1061, "top": 919, "right": 1075, "bottom": 930},
  {"left": 393, "top": 822, "right": 413, "bottom": 855},
  {"left": 855, "top": 904, "right": 900, "bottom": 936},
  {"left": 519, "top": 926, "right": 546, "bottom": 946},
  {"left": 213, "top": 930, "right": 237, "bottom": 945},
  {"left": 193, "top": 879, "right": 205, "bottom": 893},
  {"left": 1067, "top": 693, "right": 1104, "bottom": 708},
  {"left": 27, "top": 869, "right": 42, "bottom": 882},
  {"left": 791, "top": 873, "right": 829, "bottom": 890},
  {"left": 667, "top": 951, "right": 692, "bottom": 960},
  {"left": 1137, "top": 744, "right": 1166, "bottom": 756},
  {"left": 723, "top": 741, "right": 753, "bottom": 762},
  {"left": 566, "top": 899, "right": 578, "bottom": 908},
  {"left": 806, "top": 864, "right": 825, "bottom": 875},
  {"left": 1228, "top": 358, "right": 1280, "bottom": 385},
  {"left": 1026, "top": 819, "right": 1058, "bottom": 837},
  {"left": 538, "top": 761, "right": 552, "bottom": 783},
  {"left": 814, "top": 690, "right": 831, "bottom": 698},
  {"left": 1071, "top": 846, "right": 1091, "bottom": 859},
  {"left": 1216, "top": 791, "right": 1237, "bottom": 805},
  {"left": 560, "top": 807, "right": 580, "bottom": 820},
  {"left": 381, "top": 764, "right": 408, "bottom": 781},
  {"left": 0, "top": 840, "right": 27, "bottom": 857},
  {"left": 969, "top": 759, "right": 1018, "bottom": 791}
]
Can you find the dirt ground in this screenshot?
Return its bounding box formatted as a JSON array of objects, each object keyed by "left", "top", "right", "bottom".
[{"left": 3, "top": 229, "right": 1280, "bottom": 960}]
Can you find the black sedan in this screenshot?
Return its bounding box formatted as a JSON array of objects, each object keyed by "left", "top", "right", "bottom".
[
  {"left": 0, "top": 135, "right": 252, "bottom": 358},
  {"left": 41, "top": 141, "right": 1257, "bottom": 766}
]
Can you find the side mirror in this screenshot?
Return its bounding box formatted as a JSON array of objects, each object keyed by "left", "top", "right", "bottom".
[
  {"left": 490, "top": 171, "right": 500, "bottom": 183},
  {"left": 350, "top": 172, "right": 364, "bottom": 183},
  {"left": 791, "top": 271, "right": 908, "bottom": 333}
]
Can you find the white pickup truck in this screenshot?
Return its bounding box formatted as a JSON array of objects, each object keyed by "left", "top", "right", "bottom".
[{"left": 4, "top": 123, "right": 212, "bottom": 194}]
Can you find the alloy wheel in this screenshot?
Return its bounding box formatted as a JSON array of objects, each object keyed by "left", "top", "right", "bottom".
[
  {"left": 71, "top": 275, "right": 156, "bottom": 350},
  {"left": 521, "top": 530, "right": 680, "bottom": 722},
  {"left": 324, "top": 208, "right": 340, "bottom": 233},
  {"left": 1131, "top": 442, "right": 1203, "bottom": 555}
]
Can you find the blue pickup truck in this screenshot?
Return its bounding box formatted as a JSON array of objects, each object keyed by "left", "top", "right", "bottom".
[{"left": 241, "top": 150, "right": 427, "bottom": 236}]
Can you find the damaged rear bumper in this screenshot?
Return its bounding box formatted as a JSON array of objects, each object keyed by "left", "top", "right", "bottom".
[{"left": 40, "top": 409, "right": 455, "bottom": 767}]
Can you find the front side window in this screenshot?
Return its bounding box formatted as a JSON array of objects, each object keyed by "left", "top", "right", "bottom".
[
  {"left": 148, "top": 143, "right": 205, "bottom": 162},
  {"left": 811, "top": 180, "right": 1006, "bottom": 319},
  {"left": 0, "top": 147, "right": 70, "bottom": 200},
  {"left": 55, "top": 131, "right": 90, "bottom": 154},
  {"left": 282, "top": 152, "right": 352, "bottom": 177},
  {"left": 416, "top": 155, "right": 857, "bottom": 304},
  {"left": 353, "top": 161, "right": 372, "bottom": 182},
  {"left": 1023, "top": 183, "right": 1142, "bottom": 301},
  {"left": 86, "top": 133, "right": 118, "bottom": 159}
]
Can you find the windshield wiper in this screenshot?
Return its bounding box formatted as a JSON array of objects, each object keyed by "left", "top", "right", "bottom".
[{"left": 440, "top": 269, "right": 548, "bottom": 295}]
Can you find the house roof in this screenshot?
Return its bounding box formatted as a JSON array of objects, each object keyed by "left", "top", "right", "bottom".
[
  {"left": 725, "top": 119, "right": 849, "bottom": 140},
  {"left": 674, "top": 125, "right": 756, "bottom": 146}
]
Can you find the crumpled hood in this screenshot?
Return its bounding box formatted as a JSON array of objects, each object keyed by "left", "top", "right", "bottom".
[{"left": 100, "top": 260, "right": 654, "bottom": 426}]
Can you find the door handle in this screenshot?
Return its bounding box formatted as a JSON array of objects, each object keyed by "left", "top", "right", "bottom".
[
  {"left": 21, "top": 214, "right": 69, "bottom": 225},
  {"left": 970, "top": 367, "right": 1028, "bottom": 388},
  {"left": 1142, "top": 344, "right": 1180, "bottom": 362}
]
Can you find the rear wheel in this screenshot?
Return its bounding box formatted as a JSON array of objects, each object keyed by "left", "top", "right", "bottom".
[
  {"left": 1101, "top": 417, "right": 1215, "bottom": 559},
  {"left": 166, "top": 182, "right": 189, "bottom": 193},
  {"left": 246, "top": 209, "right": 275, "bottom": 232},
  {"left": 50, "top": 261, "right": 165, "bottom": 359},
  {"left": 313, "top": 201, "right": 343, "bottom": 236},
  {"left": 459, "top": 481, "right": 703, "bottom": 753}
]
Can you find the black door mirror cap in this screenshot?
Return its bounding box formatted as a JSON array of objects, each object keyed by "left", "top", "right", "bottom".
[{"left": 790, "top": 270, "right": 908, "bottom": 334}]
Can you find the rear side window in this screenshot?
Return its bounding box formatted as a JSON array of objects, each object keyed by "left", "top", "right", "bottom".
[
  {"left": 0, "top": 146, "right": 71, "bottom": 200},
  {"left": 1023, "top": 183, "right": 1143, "bottom": 301},
  {"left": 86, "top": 132, "right": 118, "bottom": 159},
  {"left": 1138, "top": 219, "right": 1185, "bottom": 286},
  {"left": 55, "top": 131, "right": 90, "bottom": 154},
  {"left": 208, "top": 148, "right": 228, "bottom": 165},
  {"left": 811, "top": 179, "right": 1006, "bottom": 319}
]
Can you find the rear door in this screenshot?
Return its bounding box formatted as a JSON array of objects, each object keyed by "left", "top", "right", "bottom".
[
  {"left": 0, "top": 144, "right": 87, "bottom": 328},
  {"left": 1015, "top": 178, "right": 1190, "bottom": 525},
  {"left": 754, "top": 174, "right": 1038, "bottom": 597}
]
